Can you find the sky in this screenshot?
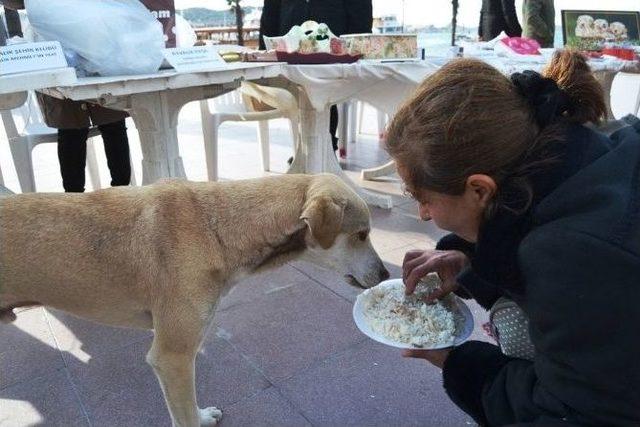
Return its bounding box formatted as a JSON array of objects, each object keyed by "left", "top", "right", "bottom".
[{"left": 175, "top": 0, "right": 640, "bottom": 27}]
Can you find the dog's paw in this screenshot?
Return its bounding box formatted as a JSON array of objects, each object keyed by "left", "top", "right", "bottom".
[{"left": 199, "top": 407, "right": 222, "bottom": 426}]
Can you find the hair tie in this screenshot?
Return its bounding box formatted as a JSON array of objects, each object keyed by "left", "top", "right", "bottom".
[{"left": 510, "top": 70, "right": 571, "bottom": 128}]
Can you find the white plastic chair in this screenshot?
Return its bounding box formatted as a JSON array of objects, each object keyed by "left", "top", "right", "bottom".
[
  {"left": 611, "top": 72, "right": 640, "bottom": 119},
  {"left": 338, "top": 101, "right": 388, "bottom": 158},
  {"left": 0, "top": 154, "right": 4, "bottom": 188},
  {"left": 357, "top": 101, "right": 388, "bottom": 140},
  {"left": 199, "top": 81, "right": 299, "bottom": 181},
  {"left": 0, "top": 92, "right": 137, "bottom": 193}
]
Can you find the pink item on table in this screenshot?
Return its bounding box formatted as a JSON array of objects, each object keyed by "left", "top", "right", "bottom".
[
  {"left": 499, "top": 37, "right": 541, "bottom": 55},
  {"left": 330, "top": 38, "right": 346, "bottom": 55}
]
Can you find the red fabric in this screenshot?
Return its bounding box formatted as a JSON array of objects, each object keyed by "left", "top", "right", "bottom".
[
  {"left": 275, "top": 51, "right": 361, "bottom": 64},
  {"left": 601, "top": 47, "right": 637, "bottom": 61}
]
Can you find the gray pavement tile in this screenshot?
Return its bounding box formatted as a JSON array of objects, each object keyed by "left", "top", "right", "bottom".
[
  {"left": 197, "top": 335, "right": 273, "bottom": 401},
  {"left": 65, "top": 333, "right": 269, "bottom": 427},
  {"left": 218, "top": 264, "right": 310, "bottom": 312},
  {"left": 0, "top": 369, "right": 89, "bottom": 427},
  {"left": 219, "top": 386, "right": 312, "bottom": 427},
  {"left": 44, "top": 308, "right": 152, "bottom": 366},
  {"left": 277, "top": 339, "right": 475, "bottom": 427},
  {"left": 396, "top": 200, "right": 421, "bottom": 217},
  {"left": 369, "top": 226, "right": 417, "bottom": 254},
  {"left": 370, "top": 208, "right": 446, "bottom": 247},
  {"left": 288, "top": 260, "right": 363, "bottom": 303},
  {"left": 0, "top": 106, "right": 489, "bottom": 427},
  {"left": 379, "top": 243, "right": 429, "bottom": 272},
  {"left": 214, "top": 278, "right": 366, "bottom": 383},
  {"left": 64, "top": 336, "right": 166, "bottom": 427},
  {"left": 365, "top": 206, "right": 433, "bottom": 256},
  {"left": 0, "top": 308, "right": 64, "bottom": 390},
  {"left": 288, "top": 258, "right": 401, "bottom": 306}
]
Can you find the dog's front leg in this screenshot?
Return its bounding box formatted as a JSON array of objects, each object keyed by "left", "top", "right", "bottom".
[{"left": 147, "top": 310, "right": 221, "bottom": 427}]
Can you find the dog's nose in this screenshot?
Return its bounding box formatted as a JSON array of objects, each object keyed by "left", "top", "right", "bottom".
[{"left": 379, "top": 266, "right": 390, "bottom": 281}]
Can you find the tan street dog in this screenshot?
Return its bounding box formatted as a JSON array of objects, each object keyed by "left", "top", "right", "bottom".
[{"left": 0, "top": 174, "right": 389, "bottom": 427}]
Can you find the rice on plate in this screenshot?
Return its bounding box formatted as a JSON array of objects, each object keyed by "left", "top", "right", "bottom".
[{"left": 353, "top": 275, "right": 473, "bottom": 349}]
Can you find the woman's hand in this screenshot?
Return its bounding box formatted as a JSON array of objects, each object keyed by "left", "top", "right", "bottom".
[
  {"left": 402, "top": 249, "right": 469, "bottom": 301},
  {"left": 402, "top": 348, "right": 452, "bottom": 368}
]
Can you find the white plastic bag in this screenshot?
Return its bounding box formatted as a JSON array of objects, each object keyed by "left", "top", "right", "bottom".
[
  {"left": 25, "top": 0, "right": 165, "bottom": 76},
  {"left": 175, "top": 14, "right": 197, "bottom": 48}
]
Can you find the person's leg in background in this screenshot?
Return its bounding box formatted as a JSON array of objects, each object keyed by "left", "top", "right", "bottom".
[
  {"left": 330, "top": 104, "right": 339, "bottom": 151},
  {"left": 98, "top": 119, "right": 131, "bottom": 187},
  {"left": 57, "top": 128, "right": 88, "bottom": 192}
]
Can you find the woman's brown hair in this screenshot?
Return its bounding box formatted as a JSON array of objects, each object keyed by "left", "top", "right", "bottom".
[{"left": 386, "top": 50, "right": 606, "bottom": 214}]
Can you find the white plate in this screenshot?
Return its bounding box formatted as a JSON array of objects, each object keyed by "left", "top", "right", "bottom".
[{"left": 353, "top": 278, "right": 474, "bottom": 349}]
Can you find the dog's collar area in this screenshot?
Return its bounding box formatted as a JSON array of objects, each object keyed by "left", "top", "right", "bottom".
[{"left": 253, "top": 226, "right": 308, "bottom": 271}]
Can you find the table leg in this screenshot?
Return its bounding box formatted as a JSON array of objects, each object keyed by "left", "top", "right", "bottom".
[
  {"left": 348, "top": 100, "right": 358, "bottom": 144},
  {"left": 92, "top": 82, "right": 240, "bottom": 185},
  {"left": 126, "top": 90, "right": 187, "bottom": 184},
  {"left": 288, "top": 89, "right": 393, "bottom": 209},
  {"left": 361, "top": 160, "right": 397, "bottom": 181}
]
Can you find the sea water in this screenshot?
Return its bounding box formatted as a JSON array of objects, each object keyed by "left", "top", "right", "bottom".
[{"left": 421, "top": 27, "right": 565, "bottom": 57}]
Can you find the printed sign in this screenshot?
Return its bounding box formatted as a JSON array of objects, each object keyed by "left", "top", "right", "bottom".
[
  {"left": 140, "top": 0, "right": 177, "bottom": 48},
  {"left": 162, "top": 46, "right": 227, "bottom": 72},
  {"left": 0, "top": 41, "right": 67, "bottom": 75},
  {"left": 561, "top": 10, "right": 640, "bottom": 50}
]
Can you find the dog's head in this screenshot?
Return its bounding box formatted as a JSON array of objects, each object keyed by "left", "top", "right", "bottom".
[
  {"left": 576, "top": 15, "right": 594, "bottom": 35},
  {"left": 593, "top": 19, "right": 609, "bottom": 35},
  {"left": 609, "top": 22, "right": 628, "bottom": 39},
  {"left": 299, "top": 175, "right": 389, "bottom": 288}
]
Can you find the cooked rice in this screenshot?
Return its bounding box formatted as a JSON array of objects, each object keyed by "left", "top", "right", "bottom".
[{"left": 362, "top": 275, "right": 456, "bottom": 347}]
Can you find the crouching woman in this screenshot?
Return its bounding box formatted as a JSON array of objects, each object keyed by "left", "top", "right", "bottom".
[{"left": 386, "top": 50, "right": 640, "bottom": 426}]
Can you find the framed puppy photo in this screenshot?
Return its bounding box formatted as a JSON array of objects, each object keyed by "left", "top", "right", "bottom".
[{"left": 561, "top": 10, "right": 640, "bottom": 50}]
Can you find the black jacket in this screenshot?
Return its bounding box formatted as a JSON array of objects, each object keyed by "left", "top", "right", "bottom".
[
  {"left": 437, "top": 117, "right": 640, "bottom": 426},
  {"left": 259, "top": 0, "right": 372, "bottom": 49},
  {"left": 479, "top": 0, "right": 522, "bottom": 40}
]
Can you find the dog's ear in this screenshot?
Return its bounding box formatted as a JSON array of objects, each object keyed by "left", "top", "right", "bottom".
[{"left": 300, "top": 196, "right": 346, "bottom": 249}]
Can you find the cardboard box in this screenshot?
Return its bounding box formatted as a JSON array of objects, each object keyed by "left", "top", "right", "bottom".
[
  {"left": 140, "top": 0, "right": 176, "bottom": 48},
  {"left": 340, "top": 34, "right": 418, "bottom": 59}
]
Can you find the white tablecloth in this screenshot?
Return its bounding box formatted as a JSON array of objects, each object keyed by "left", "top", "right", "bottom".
[
  {"left": 33, "top": 54, "right": 638, "bottom": 207},
  {"left": 281, "top": 61, "right": 440, "bottom": 115},
  {"left": 270, "top": 61, "right": 443, "bottom": 208},
  {"left": 281, "top": 54, "right": 638, "bottom": 115},
  {"left": 41, "top": 63, "right": 283, "bottom": 184},
  {"left": 270, "top": 54, "right": 638, "bottom": 207},
  {"left": 0, "top": 67, "right": 76, "bottom": 110}
]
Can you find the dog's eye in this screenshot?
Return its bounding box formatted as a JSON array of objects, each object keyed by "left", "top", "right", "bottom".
[{"left": 357, "top": 231, "right": 368, "bottom": 242}]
